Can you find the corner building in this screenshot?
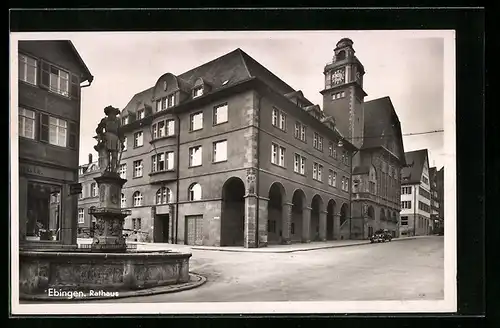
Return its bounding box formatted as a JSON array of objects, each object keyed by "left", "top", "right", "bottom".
[
  {"left": 117, "top": 46, "right": 359, "bottom": 247},
  {"left": 18, "top": 41, "right": 93, "bottom": 249}
]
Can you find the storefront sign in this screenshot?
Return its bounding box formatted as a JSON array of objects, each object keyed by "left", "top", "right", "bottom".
[{"left": 19, "top": 163, "right": 75, "bottom": 182}]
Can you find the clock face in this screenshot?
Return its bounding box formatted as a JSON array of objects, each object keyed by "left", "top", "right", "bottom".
[{"left": 332, "top": 69, "right": 345, "bottom": 85}]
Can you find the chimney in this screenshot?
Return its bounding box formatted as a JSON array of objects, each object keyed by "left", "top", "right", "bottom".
[{"left": 88, "top": 153, "right": 93, "bottom": 164}]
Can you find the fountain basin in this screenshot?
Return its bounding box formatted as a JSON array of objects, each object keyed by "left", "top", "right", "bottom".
[{"left": 19, "top": 250, "right": 192, "bottom": 297}]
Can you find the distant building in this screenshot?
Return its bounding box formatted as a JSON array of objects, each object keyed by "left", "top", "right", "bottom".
[
  {"left": 429, "top": 166, "right": 442, "bottom": 232},
  {"left": 400, "top": 149, "right": 433, "bottom": 236},
  {"left": 436, "top": 166, "right": 445, "bottom": 231},
  {"left": 77, "top": 154, "right": 100, "bottom": 238},
  {"left": 18, "top": 40, "right": 93, "bottom": 249}
]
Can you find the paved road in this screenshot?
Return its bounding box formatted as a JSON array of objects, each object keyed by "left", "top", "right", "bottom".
[{"left": 91, "top": 236, "right": 444, "bottom": 303}]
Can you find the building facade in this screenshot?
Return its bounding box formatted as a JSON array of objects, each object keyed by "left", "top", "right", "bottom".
[
  {"left": 18, "top": 40, "right": 93, "bottom": 249},
  {"left": 429, "top": 166, "right": 441, "bottom": 232},
  {"left": 320, "top": 39, "right": 406, "bottom": 240},
  {"left": 110, "top": 46, "right": 361, "bottom": 248},
  {"left": 400, "top": 149, "right": 433, "bottom": 236}
]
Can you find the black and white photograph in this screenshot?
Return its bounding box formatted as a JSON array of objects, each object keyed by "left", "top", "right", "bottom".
[{"left": 10, "top": 29, "right": 457, "bottom": 315}]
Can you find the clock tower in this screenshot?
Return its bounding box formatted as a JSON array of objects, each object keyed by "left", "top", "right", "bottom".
[{"left": 321, "top": 38, "right": 368, "bottom": 150}]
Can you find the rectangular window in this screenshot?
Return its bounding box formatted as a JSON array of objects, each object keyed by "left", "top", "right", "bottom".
[
  {"left": 190, "top": 112, "right": 203, "bottom": 131},
  {"left": 213, "top": 140, "right": 228, "bottom": 163},
  {"left": 333, "top": 171, "right": 337, "bottom": 187},
  {"left": 123, "top": 137, "right": 127, "bottom": 151},
  {"left": 328, "top": 169, "right": 333, "bottom": 186},
  {"left": 294, "top": 122, "right": 300, "bottom": 139},
  {"left": 166, "top": 151, "right": 175, "bottom": 170},
  {"left": 157, "top": 120, "right": 166, "bottom": 138},
  {"left": 341, "top": 177, "right": 345, "bottom": 191},
  {"left": 317, "top": 164, "right": 323, "bottom": 182},
  {"left": 214, "top": 103, "right": 228, "bottom": 125},
  {"left": 78, "top": 208, "right": 84, "bottom": 224},
  {"left": 167, "top": 94, "right": 175, "bottom": 108},
  {"left": 193, "top": 86, "right": 203, "bottom": 98},
  {"left": 369, "top": 181, "right": 376, "bottom": 194},
  {"left": 279, "top": 112, "right": 286, "bottom": 130},
  {"left": 133, "top": 160, "right": 143, "bottom": 178},
  {"left": 313, "top": 133, "right": 323, "bottom": 151},
  {"left": 18, "top": 53, "right": 37, "bottom": 85},
  {"left": 401, "top": 201, "right": 412, "bottom": 209},
  {"left": 300, "top": 125, "right": 306, "bottom": 142},
  {"left": 272, "top": 108, "right": 279, "bottom": 127},
  {"left": 46, "top": 116, "right": 67, "bottom": 147},
  {"left": 271, "top": 143, "right": 285, "bottom": 167},
  {"left": 313, "top": 163, "right": 318, "bottom": 180},
  {"left": 345, "top": 177, "right": 349, "bottom": 191},
  {"left": 134, "top": 131, "right": 143, "bottom": 147},
  {"left": 19, "top": 107, "right": 36, "bottom": 139},
  {"left": 166, "top": 119, "right": 175, "bottom": 136},
  {"left": 161, "top": 97, "right": 167, "bottom": 110},
  {"left": 152, "top": 153, "right": 165, "bottom": 172},
  {"left": 156, "top": 100, "right": 162, "bottom": 112},
  {"left": 294, "top": 122, "right": 306, "bottom": 142},
  {"left": 91, "top": 183, "right": 98, "bottom": 197},
  {"left": 119, "top": 164, "right": 127, "bottom": 179},
  {"left": 152, "top": 124, "right": 158, "bottom": 139},
  {"left": 137, "top": 109, "right": 145, "bottom": 120},
  {"left": 49, "top": 65, "right": 70, "bottom": 97},
  {"left": 294, "top": 154, "right": 306, "bottom": 175},
  {"left": 189, "top": 146, "right": 203, "bottom": 167},
  {"left": 328, "top": 142, "right": 334, "bottom": 157}
]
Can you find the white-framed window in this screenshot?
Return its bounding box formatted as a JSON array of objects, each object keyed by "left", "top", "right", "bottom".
[
  {"left": 48, "top": 116, "right": 67, "bottom": 147},
  {"left": 213, "top": 103, "right": 228, "bottom": 125},
  {"left": 328, "top": 142, "right": 335, "bottom": 157},
  {"left": 344, "top": 177, "right": 349, "bottom": 191},
  {"left": 189, "top": 146, "right": 202, "bottom": 167},
  {"left": 133, "top": 191, "right": 143, "bottom": 207},
  {"left": 152, "top": 153, "right": 165, "bottom": 172},
  {"left": 313, "top": 163, "right": 323, "bottom": 181},
  {"left": 193, "top": 86, "right": 203, "bottom": 98},
  {"left": 132, "top": 218, "right": 142, "bottom": 230},
  {"left": 165, "top": 151, "right": 175, "bottom": 170},
  {"left": 341, "top": 177, "right": 345, "bottom": 191},
  {"left": 271, "top": 143, "right": 285, "bottom": 167},
  {"left": 279, "top": 111, "right": 286, "bottom": 130},
  {"left": 137, "top": 109, "right": 145, "bottom": 120},
  {"left": 122, "top": 116, "right": 129, "bottom": 125},
  {"left": 91, "top": 183, "right": 98, "bottom": 197},
  {"left": 190, "top": 112, "right": 203, "bottom": 131},
  {"left": 300, "top": 125, "right": 306, "bottom": 141},
  {"left": 78, "top": 208, "right": 84, "bottom": 224},
  {"left": 313, "top": 133, "right": 324, "bottom": 151},
  {"left": 188, "top": 183, "right": 202, "bottom": 201},
  {"left": 166, "top": 119, "right": 175, "bottom": 136},
  {"left": 18, "top": 107, "right": 36, "bottom": 139},
  {"left": 134, "top": 131, "right": 143, "bottom": 148},
  {"left": 272, "top": 108, "right": 279, "bottom": 127},
  {"left": 213, "top": 140, "right": 227, "bottom": 163},
  {"left": 156, "top": 187, "right": 172, "bottom": 204},
  {"left": 333, "top": 171, "right": 337, "bottom": 187},
  {"left": 167, "top": 94, "right": 175, "bottom": 108},
  {"left": 122, "top": 137, "right": 127, "bottom": 151},
  {"left": 121, "top": 193, "right": 126, "bottom": 208},
  {"left": 294, "top": 153, "right": 306, "bottom": 175},
  {"left": 294, "top": 122, "right": 307, "bottom": 142},
  {"left": 401, "top": 201, "right": 412, "bottom": 209},
  {"left": 401, "top": 186, "right": 412, "bottom": 194},
  {"left": 18, "top": 53, "right": 37, "bottom": 85},
  {"left": 133, "top": 160, "right": 143, "bottom": 178},
  {"left": 49, "top": 65, "right": 70, "bottom": 97},
  {"left": 119, "top": 163, "right": 127, "bottom": 179},
  {"left": 328, "top": 169, "right": 334, "bottom": 186}
]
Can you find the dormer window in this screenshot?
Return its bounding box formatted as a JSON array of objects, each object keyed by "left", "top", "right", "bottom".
[
  {"left": 156, "top": 93, "right": 176, "bottom": 112},
  {"left": 122, "top": 116, "right": 129, "bottom": 125},
  {"left": 193, "top": 86, "right": 203, "bottom": 98},
  {"left": 137, "top": 109, "right": 145, "bottom": 120}
]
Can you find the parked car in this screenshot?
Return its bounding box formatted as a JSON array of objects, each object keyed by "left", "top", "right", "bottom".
[{"left": 370, "top": 229, "right": 392, "bottom": 243}]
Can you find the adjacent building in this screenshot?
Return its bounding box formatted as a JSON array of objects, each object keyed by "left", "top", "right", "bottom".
[
  {"left": 400, "top": 149, "right": 433, "bottom": 236},
  {"left": 18, "top": 40, "right": 93, "bottom": 249},
  {"left": 436, "top": 166, "right": 445, "bottom": 232},
  {"left": 429, "top": 166, "right": 441, "bottom": 232}
]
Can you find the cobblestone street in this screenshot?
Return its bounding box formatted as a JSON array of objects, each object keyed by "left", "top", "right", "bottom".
[{"left": 90, "top": 236, "right": 444, "bottom": 303}]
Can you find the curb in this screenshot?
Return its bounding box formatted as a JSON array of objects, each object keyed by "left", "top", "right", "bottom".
[{"left": 19, "top": 273, "right": 207, "bottom": 302}]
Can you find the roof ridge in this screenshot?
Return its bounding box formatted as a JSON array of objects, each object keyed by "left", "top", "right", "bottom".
[{"left": 236, "top": 48, "right": 252, "bottom": 78}]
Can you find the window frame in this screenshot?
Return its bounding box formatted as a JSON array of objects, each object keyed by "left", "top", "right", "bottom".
[
  {"left": 190, "top": 111, "right": 204, "bottom": 131},
  {"left": 213, "top": 103, "right": 229, "bottom": 125},
  {"left": 189, "top": 145, "right": 203, "bottom": 167},
  {"left": 133, "top": 131, "right": 144, "bottom": 148},
  {"left": 18, "top": 53, "right": 38, "bottom": 85},
  {"left": 133, "top": 160, "right": 143, "bottom": 178},
  {"left": 213, "top": 139, "right": 228, "bottom": 163}
]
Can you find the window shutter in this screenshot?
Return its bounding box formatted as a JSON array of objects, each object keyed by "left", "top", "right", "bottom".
[
  {"left": 70, "top": 73, "right": 80, "bottom": 99},
  {"left": 39, "top": 60, "right": 50, "bottom": 89},
  {"left": 40, "top": 113, "right": 49, "bottom": 142},
  {"left": 69, "top": 122, "right": 77, "bottom": 149}
]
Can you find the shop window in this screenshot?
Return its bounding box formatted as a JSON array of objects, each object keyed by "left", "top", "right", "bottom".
[{"left": 25, "top": 182, "right": 62, "bottom": 241}]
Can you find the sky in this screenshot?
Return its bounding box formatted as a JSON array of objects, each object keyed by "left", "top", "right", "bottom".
[{"left": 60, "top": 31, "right": 449, "bottom": 169}]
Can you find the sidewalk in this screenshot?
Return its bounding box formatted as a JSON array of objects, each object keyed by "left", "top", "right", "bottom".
[{"left": 126, "top": 235, "right": 434, "bottom": 254}]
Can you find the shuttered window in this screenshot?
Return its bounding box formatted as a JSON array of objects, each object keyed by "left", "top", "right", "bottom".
[{"left": 39, "top": 60, "right": 80, "bottom": 99}]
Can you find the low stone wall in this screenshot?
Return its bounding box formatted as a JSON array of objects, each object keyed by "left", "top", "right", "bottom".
[{"left": 19, "top": 250, "right": 192, "bottom": 295}]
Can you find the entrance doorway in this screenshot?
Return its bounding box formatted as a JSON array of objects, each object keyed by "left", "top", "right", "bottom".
[
  {"left": 326, "top": 200, "right": 336, "bottom": 240},
  {"left": 154, "top": 214, "right": 170, "bottom": 243},
  {"left": 185, "top": 215, "right": 203, "bottom": 246},
  {"left": 220, "top": 177, "right": 245, "bottom": 246}
]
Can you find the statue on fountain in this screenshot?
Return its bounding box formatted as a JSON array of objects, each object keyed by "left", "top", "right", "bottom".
[{"left": 94, "top": 105, "right": 125, "bottom": 174}]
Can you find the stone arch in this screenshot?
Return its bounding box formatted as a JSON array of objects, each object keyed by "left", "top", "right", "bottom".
[
  {"left": 267, "top": 182, "right": 286, "bottom": 245},
  {"left": 326, "top": 199, "right": 336, "bottom": 240},
  {"left": 220, "top": 177, "right": 246, "bottom": 247},
  {"left": 291, "top": 189, "right": 307, "bottom": 243},
  {"left": 310, "top": 194, "right": 324, "bottom": 241}
]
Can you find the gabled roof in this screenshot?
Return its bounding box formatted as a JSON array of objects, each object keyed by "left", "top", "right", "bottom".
[
  {"left": 67, "top": 41, "right": 94, "bottom": 83},
  {"left": 401, "top": 149, "right": 429, "bottom": 185},
  {"left": 362, "top": 96, "right": 406, "bottom": 165},
  {"left": 121, "top": 87, "right": 154, "bottom": 115}
]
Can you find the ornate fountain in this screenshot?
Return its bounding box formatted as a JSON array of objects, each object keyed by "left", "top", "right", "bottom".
[{"left": 18, "top": 106, "right": 203, "bottom": 301}]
